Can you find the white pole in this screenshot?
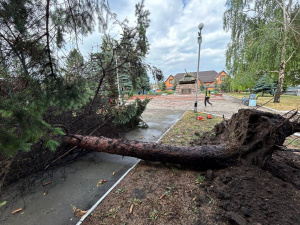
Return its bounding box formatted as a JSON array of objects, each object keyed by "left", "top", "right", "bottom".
[{"left": 194, "top": 24, "right": 203, "bottom": 113}]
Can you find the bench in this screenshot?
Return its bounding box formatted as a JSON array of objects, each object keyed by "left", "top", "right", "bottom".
[{"left": 242, "top": 94, "right": 259, "bottom": 106}]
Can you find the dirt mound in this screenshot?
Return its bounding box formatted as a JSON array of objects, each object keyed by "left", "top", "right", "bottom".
[
  {"left": 204, "top": 164, "right": 300, "bottom": 225},
  {"left": 193, "top": 109, "right": 299, "bottom": 167}
]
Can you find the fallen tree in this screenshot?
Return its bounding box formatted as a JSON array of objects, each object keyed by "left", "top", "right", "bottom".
[{"left": 64, "top": 109, "right": 300, "bottom": 168}]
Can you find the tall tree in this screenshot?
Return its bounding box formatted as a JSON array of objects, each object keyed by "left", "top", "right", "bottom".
[
  {"left": 135, "top": 0, "right": 151, "bottom": 56},
  {"left": 224, "top": 0, "right": 300, "bottom": 102},
  {"left": 0, "top": 0, "right": 112, "bottom": 155},
  {"left": 87, "top": 0, "right": 153, "bottom": 105}
]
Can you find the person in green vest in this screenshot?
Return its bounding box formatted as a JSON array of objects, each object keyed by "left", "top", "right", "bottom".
[{"left": 204, "top": 88, "right": 212, "bottom": 106}]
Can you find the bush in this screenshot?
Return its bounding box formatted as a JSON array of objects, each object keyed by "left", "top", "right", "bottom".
[{"left": 161, "top": 90, "right": 174, "bottom": 95}]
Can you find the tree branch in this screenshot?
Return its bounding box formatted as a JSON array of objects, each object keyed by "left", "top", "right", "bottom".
[
  {"left": 46, "top": 0, "right": 55, "bottom": 78},
  {"left": 286, "top": 50, "right": 296, "bottom": 64}
]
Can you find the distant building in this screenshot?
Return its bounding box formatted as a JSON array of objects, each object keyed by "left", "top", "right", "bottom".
[
  {"left": 164, "top": 70, "right": 228, "bottom": 94},
  {"left": 165, "top": 75, "right": 175, "bottom": 91}
]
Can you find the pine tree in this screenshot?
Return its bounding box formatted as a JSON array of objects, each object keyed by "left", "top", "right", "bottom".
[{"left": 0, "top": 0, "right": 112, "bottom": 155}]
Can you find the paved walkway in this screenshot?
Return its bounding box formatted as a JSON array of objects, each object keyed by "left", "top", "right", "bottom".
[{"left": 144, "top": 93, "right": 275, "bottom": 119}]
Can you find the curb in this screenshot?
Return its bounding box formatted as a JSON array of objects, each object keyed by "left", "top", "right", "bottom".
[{"left": 76, "top": 159, "right": 141, "bottom": 225}]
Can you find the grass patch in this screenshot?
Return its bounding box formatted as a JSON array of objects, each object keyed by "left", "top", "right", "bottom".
[
  {"left": 226, "top": 93, "right": 300, "bottom": 111},
  {"left": 159, "top": 110, "right": 222, "bottom": 146},
  {"left": 284, "top": 135, "right": 300, "bottom": 150}
]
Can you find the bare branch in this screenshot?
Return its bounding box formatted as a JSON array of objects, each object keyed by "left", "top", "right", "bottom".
[{"left": 286, "top": 50, "right": 296, "bottom": 64}]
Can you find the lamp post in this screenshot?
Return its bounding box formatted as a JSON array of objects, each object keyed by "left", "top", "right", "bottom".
[{"left": 194, "top": 23, "right": 204, "bottom": 113}]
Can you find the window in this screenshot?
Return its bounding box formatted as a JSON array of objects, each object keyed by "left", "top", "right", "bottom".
[
  {"left": 220, "top": 75, "right": 225, "bottom": 81},
  {"left": 169, "top": 79, "right": 173, "bottom": 84}
]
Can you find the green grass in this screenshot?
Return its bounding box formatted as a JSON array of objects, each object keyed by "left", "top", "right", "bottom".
[
  {"left": 159, "top": 110, "right": 222, "bottom": 146},
  {"left": 226, "top": 93, "right": 300, "bottom": 111},
  {"left": 284, "top": 135, "right": 300, "bottom": 149}
]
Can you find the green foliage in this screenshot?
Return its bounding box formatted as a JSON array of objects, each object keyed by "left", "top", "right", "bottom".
[
  {"left": 219, "top": 76, "right": 231, "bottom": 92},
  {"left": 0, "top": 0, "right": 155, "bottom": 156},
  {"left": 149, "top": 209, "right": 158, "bottom": 220},
  {"left": 158, "top": 81, "right": 164, "bottom": 90},
  {"left": 135, "top": 67, "right": 151, "bottom": 94},
  {"left": 252, "top": 73, "right": 276, "bottom": 95},
  {"left": 112, "top": 98, "right": 150, "bottom": 127},
  {"left": 0, "top": 201, "right": 7, "bottom": 207},
  {"left": 165, "top": 90, "right": 174, "bottom": 95},
  {"left": 0, "top": 0, "right": 112, "bottom": 156},
  {"left": 0, "top": 77, "right": 88, "bottom": 156},
  {"left": 113, "top": 104, "right": 137, "bottom": 125},
  {"left": 135, "top": 0, "right": 150, "bottom": 56},
  {"left": 195, "top": 175, "right": 205, "bottom": 184},
  {"left": 200, "top": 83, "right": 205, "bottom": 92},
  {"left": 172, "top": 78, "right": 178, "bottom": 91},
  {"left": 45, "top": 140, "right": 60, "bottom": 152},
  {"left": 161, "top": 82, "right": 166, "bottom": 91},
  {"left": 224, "top": 0, "right": 300, "bottom": 95}
]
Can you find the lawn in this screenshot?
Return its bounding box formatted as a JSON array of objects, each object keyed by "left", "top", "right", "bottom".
[
  {"left": 226, "top": 93, "right": 300, "bottom": 111},
  {"left": 159, "top": 110, "right": 223, "bottom": 146}
]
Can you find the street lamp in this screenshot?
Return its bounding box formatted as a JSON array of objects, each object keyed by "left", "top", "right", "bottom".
[{"left": 194, "top": 23, "right": 204, "bottom": 113}]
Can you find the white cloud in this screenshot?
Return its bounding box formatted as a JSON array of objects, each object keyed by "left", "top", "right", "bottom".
[
  {"left": 79, "top": 0, "right": 231, "bottom": 81},
  {"left": 143, "top": 0, "right": 230, "bottom": 79}
]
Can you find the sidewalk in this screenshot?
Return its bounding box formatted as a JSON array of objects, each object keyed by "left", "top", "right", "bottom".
[{"left": 143, "top": 93, "right": 276, "bottom": 119}]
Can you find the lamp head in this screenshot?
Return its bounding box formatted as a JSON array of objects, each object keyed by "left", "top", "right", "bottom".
[{"left": 198, "top": 23, "right": 204, "bottom": 30}]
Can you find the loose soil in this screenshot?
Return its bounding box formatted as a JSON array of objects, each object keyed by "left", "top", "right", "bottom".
[
  {"left": 83, "top": 161, "right": 300, "bottom": 225},
  {"left": 83, "top": 107, "right": 300, "bottom": 225}
]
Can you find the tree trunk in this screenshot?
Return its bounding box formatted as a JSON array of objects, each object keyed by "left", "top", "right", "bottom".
[
  {"left": 273, "top": 0, "right": 291, "bottom": 103},
  {"left": 274, "top": 49, "right": 286, "bottom": 103},
  {"left": 64, "top": 109, "right": 300, "bottom": 168},
  {"left": 64, "top": 135, "right": 233, "bottom": 168}
]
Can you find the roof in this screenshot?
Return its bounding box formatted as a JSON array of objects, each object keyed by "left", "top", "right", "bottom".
[
  {"left": 174, "top": 70, "right": 220, "bottom": 83},
  {"left": 165, "top": 75, "right": 175, "bottom": 81}
]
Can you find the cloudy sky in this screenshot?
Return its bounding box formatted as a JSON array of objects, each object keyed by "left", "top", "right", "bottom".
[{"left": 79, "top": 0, "right": 231, "bottom": 82}]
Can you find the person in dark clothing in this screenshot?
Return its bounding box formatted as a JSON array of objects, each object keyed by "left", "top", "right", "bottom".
[{"left": 204, "top": 89, "right": 212, "bottom": 106}]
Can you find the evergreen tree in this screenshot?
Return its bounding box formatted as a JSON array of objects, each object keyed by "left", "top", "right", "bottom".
[
  {"left": 252, "top": 73, "right": 276, "bottom": 96},
  {"left": 65, "top": 49, "right": 85, "bottom": 81},
  {"left": 135, "top": 0, "right": 150, "bottom": 56},
  {"left": 200, "top": 82, "right": 206, "bottom": 92},
  {"left": 0, "top": 0, "right": 112, "bottom": 156},
  {"left": 162, "top": 82, "right": 167, "bottom": 91},
  {"left": 0, "top": 0, "right": 157, "bottom": 156}
]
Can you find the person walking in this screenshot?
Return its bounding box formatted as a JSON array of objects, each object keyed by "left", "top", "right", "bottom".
[{"left": 204, "top": 89, "right": 212, "bottom": 106}]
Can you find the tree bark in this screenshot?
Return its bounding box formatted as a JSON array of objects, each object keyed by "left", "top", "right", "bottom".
[
  {"left": 64, "top": 135, "right": 235, "bottom": 168},
  {"left": 273, "top": 0, "right": 292, "bottom": 103},
  {"left": 64, "top": 109, "right": 300, "bottom": 168}
]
